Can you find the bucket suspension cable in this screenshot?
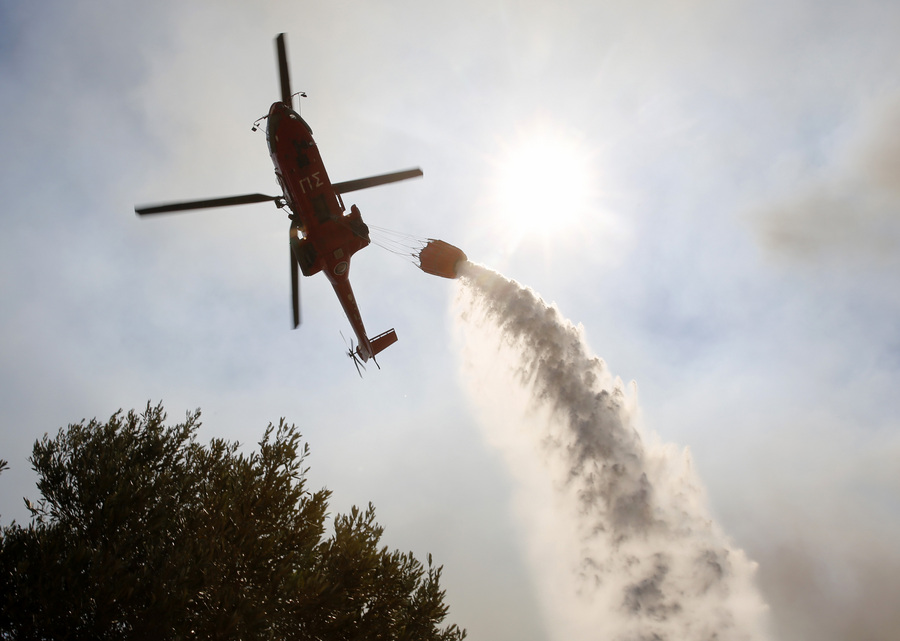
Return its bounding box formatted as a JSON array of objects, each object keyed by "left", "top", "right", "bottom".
[
  {"left": 369, "top": 224, "right": 468, "bottom": 280},
  {"left": 368, "top": 224, "right": 429, "bottom": 265}
]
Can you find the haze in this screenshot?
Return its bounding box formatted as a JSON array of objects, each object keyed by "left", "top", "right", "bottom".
[{"left": 2, "top": 1, "right": 900, "bottom": 639}]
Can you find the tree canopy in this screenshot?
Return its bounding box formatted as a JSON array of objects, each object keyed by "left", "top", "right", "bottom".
[{"left": 0, "top": 403, "right": 465, "bottom": 641}]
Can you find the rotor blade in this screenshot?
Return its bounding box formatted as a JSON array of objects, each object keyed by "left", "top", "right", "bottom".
[
  {"left": 290, "top": 237, "right": 301, "bottom": 329},
  {"left": 332, "top": 168, "right": 423, "bottom": 194},
  {"left": 135, "top": 194, "right": 279, "bottom": 216},
  {"left": 276, "top": 33, "right": 292, "bottom": 108}
]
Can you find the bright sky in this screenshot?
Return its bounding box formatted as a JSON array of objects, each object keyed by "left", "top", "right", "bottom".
[{"left": 2, "top": 1, "right": 900, "bottom": 639}]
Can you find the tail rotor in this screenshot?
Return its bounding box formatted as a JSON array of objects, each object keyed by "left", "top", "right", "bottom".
[{"left": 341, "top": 332, "right": 366, "bottom": 377}]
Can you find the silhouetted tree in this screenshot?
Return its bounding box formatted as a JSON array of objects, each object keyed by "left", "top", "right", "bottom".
[{"left": 0, "top": 403, "right": 465, "bottom": 641}]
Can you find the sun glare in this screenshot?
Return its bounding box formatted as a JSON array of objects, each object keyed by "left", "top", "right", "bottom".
[{"left": 491, "top": 127, "right": 595, "bottom": 241}]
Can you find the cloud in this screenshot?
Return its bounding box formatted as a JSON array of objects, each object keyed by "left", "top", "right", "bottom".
[{"left": 753, "top": 94, "right": 900, "bottom": 262}]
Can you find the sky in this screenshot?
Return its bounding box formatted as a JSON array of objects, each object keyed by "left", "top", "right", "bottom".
[{"left": 2, "top": 0, "right": 900, "bottom": 639}]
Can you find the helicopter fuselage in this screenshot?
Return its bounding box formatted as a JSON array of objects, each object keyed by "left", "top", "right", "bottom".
[{"left": 266, "top": 101, "right": 381, "bottom": 360}]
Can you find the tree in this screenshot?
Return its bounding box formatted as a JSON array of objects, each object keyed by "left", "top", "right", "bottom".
[{"left": 0, "top": 403, "right": 465, "bottom": 641}]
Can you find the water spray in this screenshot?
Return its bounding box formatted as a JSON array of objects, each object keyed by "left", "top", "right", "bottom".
[{"left": 454, "top": 262, "right": 770, "bottom": 641}]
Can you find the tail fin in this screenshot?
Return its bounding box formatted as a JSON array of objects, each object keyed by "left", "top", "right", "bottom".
[{"left": 367, "top": 328, "right": 398, "bottom": 358}]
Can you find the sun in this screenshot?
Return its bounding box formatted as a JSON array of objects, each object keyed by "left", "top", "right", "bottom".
[{"left": 489, "top": 125, "right": 595, "bottom": 243}]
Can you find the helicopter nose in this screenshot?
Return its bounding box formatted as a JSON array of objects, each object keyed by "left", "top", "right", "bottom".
[
  {"left": 266, "top": 103, "right": 284, "bottom": 151},
  {"left": 268, "top": 102, "right": 285, "bottom": 128}
]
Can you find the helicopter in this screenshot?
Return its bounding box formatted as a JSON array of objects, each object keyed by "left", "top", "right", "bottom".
[{"left": 135, "top": 33, "right": 424, "bottom": 369}]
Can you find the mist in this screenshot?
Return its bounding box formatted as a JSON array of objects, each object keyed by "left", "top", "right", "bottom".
[{"left": 453, "top": 263, "right": 769, "bottom": 641}]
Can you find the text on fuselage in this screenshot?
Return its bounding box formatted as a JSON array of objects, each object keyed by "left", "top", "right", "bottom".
[{"left": 299, "top": 172, "right": 324, "bottom": 194}]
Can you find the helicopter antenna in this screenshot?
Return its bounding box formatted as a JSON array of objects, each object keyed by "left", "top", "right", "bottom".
[
  {"left": 251, "top": 115, "right": 268, "bottom": 132},
  {"left": 293, "top": 91, "right": 308, "bottom": 115}
]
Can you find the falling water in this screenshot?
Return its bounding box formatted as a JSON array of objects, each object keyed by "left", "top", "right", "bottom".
[{"left": 453, "top": 262, "right": 770, "bottom": 641}]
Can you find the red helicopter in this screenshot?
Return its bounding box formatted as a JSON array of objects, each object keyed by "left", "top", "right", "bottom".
[{"left": 136, "top": 34, "right": 426, "bottom": 369}]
